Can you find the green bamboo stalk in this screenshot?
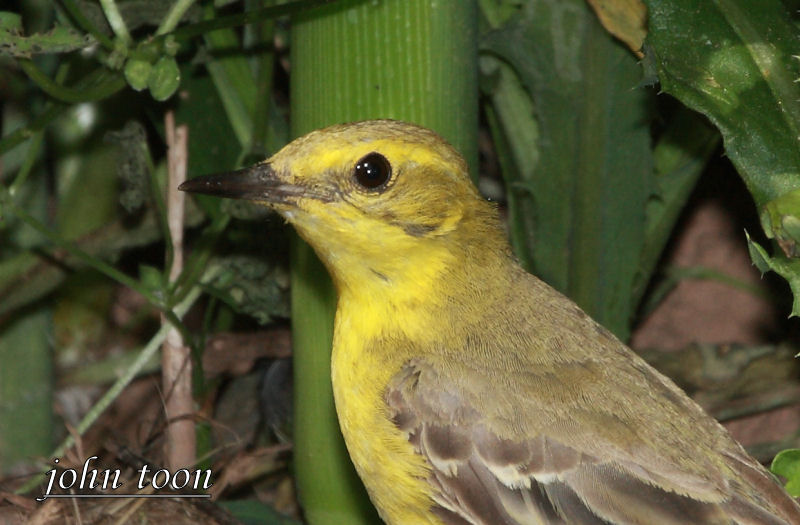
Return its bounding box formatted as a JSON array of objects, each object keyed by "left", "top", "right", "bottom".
[{"left": 289, "top": 1, "right": 477, "bottom": 522}]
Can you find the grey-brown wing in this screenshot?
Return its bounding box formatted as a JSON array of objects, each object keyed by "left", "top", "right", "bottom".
[{"left": 386, "top": 360, "right": 798, "bottom": 525}]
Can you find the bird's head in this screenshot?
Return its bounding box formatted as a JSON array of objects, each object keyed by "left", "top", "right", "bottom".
[{"left": 180, "top": 120, "right": 506, "bottom": 295}]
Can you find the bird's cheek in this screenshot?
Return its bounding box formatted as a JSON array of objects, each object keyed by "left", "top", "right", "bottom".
[{"left": 282, "top": 207, "right": 347, "bottom": 253}]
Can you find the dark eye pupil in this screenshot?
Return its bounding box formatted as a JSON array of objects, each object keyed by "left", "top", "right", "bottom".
[{"left": 354, "top": 152, "right": 391, "bottom": 190}]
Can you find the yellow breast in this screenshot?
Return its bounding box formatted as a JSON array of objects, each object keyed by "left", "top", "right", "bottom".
[{"left": 330, "top": 298, "right": 442, "bottom": 525}]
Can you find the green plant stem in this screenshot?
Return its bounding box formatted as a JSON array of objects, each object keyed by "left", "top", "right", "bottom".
[
  {"left": 172, "top": 214, "right": 229, "bottom": 302},
  {"left": 156, "top": 0, "right": 198, "bottom": 35},
  {"left": 59, "top": 0, "right": 116, "bottom": 50},
  {"left": 99, "top": 0, "right": 132, "bottom": 44},
  {"left": 9, "top": 130, "right": 45, "bottom": 196},
  {"left": 290, "top": 1, "right": 477, "bottom": 522},
  {"left": 640, "top": 264, "right": 774, "bottom": 318},
  {"left": 17, "top": 60, "right": 126, "bottom": 103}
]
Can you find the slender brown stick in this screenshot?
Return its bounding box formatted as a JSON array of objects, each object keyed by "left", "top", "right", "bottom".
[{"left": 162, "top": 110, "right": 194, "bottom": 470}]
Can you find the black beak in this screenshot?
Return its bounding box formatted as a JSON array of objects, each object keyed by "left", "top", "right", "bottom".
[{"left": 179, "top": 163, "right": 299, "bottom": 205}]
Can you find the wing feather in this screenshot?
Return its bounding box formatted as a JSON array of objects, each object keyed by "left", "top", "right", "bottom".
[{"left": 386, "top": 360, "right": 800, "bottom": 525}]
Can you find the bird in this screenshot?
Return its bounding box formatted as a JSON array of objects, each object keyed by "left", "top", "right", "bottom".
[{"left": 180, "top": 119, "right": 800, "bottom": 524}]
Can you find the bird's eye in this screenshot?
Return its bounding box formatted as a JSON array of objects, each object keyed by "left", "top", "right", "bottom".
[{"left": 353, "top": 152, "right": 392, "bottom": 191}]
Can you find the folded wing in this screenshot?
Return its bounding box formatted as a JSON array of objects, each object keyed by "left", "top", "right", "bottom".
[{"left": 386, "top": 360, "right": 798, "bottom": 525}]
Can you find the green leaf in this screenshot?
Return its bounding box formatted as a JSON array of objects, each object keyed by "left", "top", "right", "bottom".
[
  {"left": 0, "top": 11, "right": 22, "bottom": 31},
  {"left": 482, "top": 0, "right": 654, "bottom": 340},
  {"left": 480, "top": 56, "right": 539, "bottom": 269},
  {"left": 124, "top": 58, "right": 152, "bottom": 91},
  {"left": 0, "top": 18, "right": 95, "bottom": 58},
  {"left": 746, "top": 232, "right": 800, "bottom": 316},
  {"left": 761, "top": 188, "right": 800, "bottom": 258},
  {"left": 481, "top": 54, "right": 540, "bottom": 272},
  {"left": 174, "top": 64, "right": 246, "bottom": 219},
  {"left": 139, "top": 263, "right": 166, "bottom": 293},
  {"left": 148, "top": 56, "right": 181, "bottom": 101},
  {"left": 202, "top": 4, "right": 257, "bottom": 149},
  {"left": 746, "top": 232, "right": 771, "bottom": 274},
  {"left": 644, "top": 0, "right": 800, "bottom": 211},
  {"left": 205, "top": 253, "right": 290, "bottom": 324},
  {"left": 105, "top": 121, "right": 151, "bottom": 214},
  {"left": 771, "top": 449, "right": 800, "bottom": 497}
]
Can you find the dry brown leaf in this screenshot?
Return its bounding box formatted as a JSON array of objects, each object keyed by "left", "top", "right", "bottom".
[{"left": 586, "top": 0, "right": 647, "bottom": 57}]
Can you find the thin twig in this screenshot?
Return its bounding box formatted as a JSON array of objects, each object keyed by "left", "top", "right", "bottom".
[
  {"left": 156, "top": 0, "right": 198, "bottom": 36},
  {"left": 162, "top": 111, "right": 194, "bottom": 470},
  {"left": 17, "top": 60, "right": 126, "bottom": 104}
]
